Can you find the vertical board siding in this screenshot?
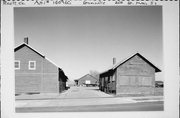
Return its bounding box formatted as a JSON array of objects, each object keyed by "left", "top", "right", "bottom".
[
  {"left": 15, "top": 45, "right": 62, "bottom": 94},
  {"left": 116, "top": 55, "right": 155, "bottom": 95},
  {"left": 15, "top": 46, "right": 43, "bottom": 74},
  {"left": 41, "top": 59, "right": 59, "bottom": 93},
  {"left": 41, "top": 74, "right": 59, "bottom": 93},
  {"left": 15, "top": 75, "right": 41, "bottom": 94},
  {"left": 118, "top": 55, "right": 155, "bottom": 76},
  {"left": 116, "top": 86, "right": 155, "bottom": 95},
  {"left": 99, "top": 54, "right": 158, "bottom": 95},
  {"left": 43, "top": 59, "right": 58, "bottom": 73}
]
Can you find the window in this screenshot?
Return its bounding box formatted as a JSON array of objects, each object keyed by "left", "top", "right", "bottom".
[
  {"left": 29, "top": 61, "right": 36, "bottom": 70},
  {"left": 85, "top": 80, "right": 91, "bottom": 84},
  {"left": 15, "top": 60, "right": 20, "bottom": 70}
]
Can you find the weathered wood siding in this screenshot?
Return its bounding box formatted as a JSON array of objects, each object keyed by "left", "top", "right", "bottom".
[
  {"left": 15, "top": 46, "right": 59, "bottom": 94},
  {"left": 41, "top": 59, "right": 59, "bottom": 93},
  {"left": 15, "top": 46, "right": 43, "bottom": 74},
  {"left": 15, "top": 75, "right": 41, "bottom": 94},
  {"left": 15, "top": 46, "right": 43, "bottom": 94},
  {"left": 41, "top": 74, "right": 59, "bottom": 93},
  {"left": 116, "top": 55, "right": 155, "bottom": 95}
]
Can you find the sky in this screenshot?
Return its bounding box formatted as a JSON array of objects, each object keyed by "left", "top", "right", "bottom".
[{"left": 14, "top": 6, "right": 163, "bottom": 81}]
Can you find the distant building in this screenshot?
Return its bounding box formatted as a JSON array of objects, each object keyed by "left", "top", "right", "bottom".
[
  {"left": 99, "top": 53, "right": 161, "bottom": 95},
  {"left": 15, "top": 38, "right": 68, "bottom": 95},
  {"left": 75, "top": 74, "right": 98, "bottom": 87},
  {"left": 66, "top": 79, "right": 76, "bottom": 88}
]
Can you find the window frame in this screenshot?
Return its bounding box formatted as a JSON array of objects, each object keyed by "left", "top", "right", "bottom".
[
  {"left": 28, "top": 61, "right": 36, "bottom": 70},
  {"left": 15, "top": 60, "right": 20, "bottom": 70}
]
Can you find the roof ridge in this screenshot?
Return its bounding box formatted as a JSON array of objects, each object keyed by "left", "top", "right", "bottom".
[
  {"left": 14, "top": 43, "right": 61, "bottom": 68},
  {"left": 100, "top": 52, "right": 161, "bottom": 74},
  {"left": 100, "top": 52, "right": 137, "bottom": 74},
  {"left": 77, "top": 74, "right": 98, "bottom": 80},
  {"left": 88, "top": 74, "right": 98, "bottom": 80}
]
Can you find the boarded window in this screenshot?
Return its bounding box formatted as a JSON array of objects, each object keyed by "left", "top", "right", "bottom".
[
  {"left": 119, "top": 76, "right": 138, "bottom": 86},
  {"left": 29, "top": 61, "right": 36, "bottom": 70},
  {"left": 119, "top": 76, "right": 129, "bottom": 85},
  {"left": 129, "top": 77, "right": 136, "bottom": 85},
  {"left": 142, "top": 77, "right": 152, "bottom": 86},
  {"left": 139, "top": 77, "right": 152, "bottom": 86},
  {"left": 15, "top": 60, "right": 20, "bottom": 69}
]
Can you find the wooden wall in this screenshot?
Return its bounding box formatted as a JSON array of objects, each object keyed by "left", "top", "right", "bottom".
[
  {"left": 116, "top": 55, "right": 155, "bottom": 95},
  {"left": 15, "top": 46, "right": 60, "bottom": 94}
]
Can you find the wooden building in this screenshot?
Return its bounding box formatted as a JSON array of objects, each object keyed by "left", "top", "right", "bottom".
[
  {"left": 99, "top": 53, "right": 161, "bottom": 95},
  {"left": 75, "top": 74, "right": 98, "bottom": 87},
  {"left": 15, "top": 39, "right": 68, "bottom": 95}
]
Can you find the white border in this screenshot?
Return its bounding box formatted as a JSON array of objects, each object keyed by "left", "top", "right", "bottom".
[
  {"left": 1, "top": 1, "right": 179, "bottom": 118},
  {"left": 28, "top": 61, "right": 36, "bottom": 70}
]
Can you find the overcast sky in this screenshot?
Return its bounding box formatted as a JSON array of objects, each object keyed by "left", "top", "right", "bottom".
[{"left": 14, "top": 6, "right": 163, "bottom": 80}]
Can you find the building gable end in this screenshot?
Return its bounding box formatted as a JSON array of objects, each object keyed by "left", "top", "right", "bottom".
[
  {"left": 14, "top": 43, "right": 45, "bottom": 58},
  {"left": 114, "top": 53, "right": 161, "bottom": 73},
  {"left": 78, "top": 74, "right": 98, "bottom": 81}
]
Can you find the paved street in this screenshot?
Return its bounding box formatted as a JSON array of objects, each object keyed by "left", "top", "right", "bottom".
[
  {"left": 16, "top": 86, "right": 164, "bottom": 112},
  {"left": 16, "top": 101, "right": 164, "bottom": 112},
  {"left": 16, "top": 86, "right": 113, "bottom": 100}
]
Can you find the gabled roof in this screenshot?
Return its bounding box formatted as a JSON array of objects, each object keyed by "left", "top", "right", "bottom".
[
  {"left": 15, "top": 43, "right": 45, "bottom": 58},
  {"left": 100, "top": 53, "right": 161, "bottom": 75},
  {"left": 76, "top": 74, "right": 98, "bottom": 81},
  {"left": 14, "top": 43, "right": 60, "bottom": 68}
]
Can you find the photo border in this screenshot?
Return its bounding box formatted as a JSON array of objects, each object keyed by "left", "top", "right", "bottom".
[{"left": 1, "top": 1, "right": 179, "bottom": 118}]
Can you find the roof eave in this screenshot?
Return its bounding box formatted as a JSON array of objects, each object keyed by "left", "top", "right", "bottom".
[
  {"left": 14, "top": 43, "right": 45, "bottom": 58},
  {"left": 155, "top": 68, "right": 161, "bottom": 73}
]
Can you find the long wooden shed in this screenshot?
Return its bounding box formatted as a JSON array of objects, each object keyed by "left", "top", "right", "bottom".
[{"left": 99, "top": 53, "right": 161, "bottom": 95}]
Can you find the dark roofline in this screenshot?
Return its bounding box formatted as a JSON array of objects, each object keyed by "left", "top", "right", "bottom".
[
  {"left": 77, "top": 74, "right": 98, "bottom": 81},
  {"left": 100, "top": 53, "right": 161, "bottom": 75},
  {"left": 134, "top": 53, "right": 161, "bottom": 72},
  {"left": 14, "top": 43, "right": 45, "bottom": 58},
  {"left": 115, "top": 53, "right": 161, "bottom": 72},
  {"left": 14, "top": 43, "right": 62, "bottom": 68}
]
